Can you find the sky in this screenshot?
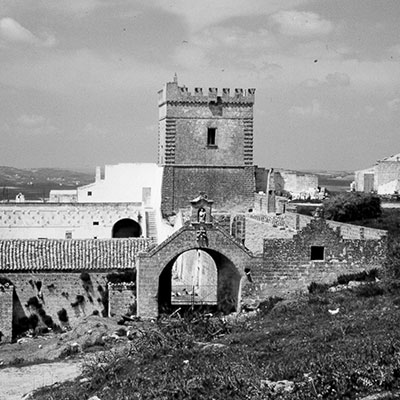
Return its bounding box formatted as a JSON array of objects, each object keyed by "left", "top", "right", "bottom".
[{"left": 0, "top": 0, "right": 399, "bottom": 172}]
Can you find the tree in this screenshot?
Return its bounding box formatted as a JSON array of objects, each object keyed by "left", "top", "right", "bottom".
[{"left": 323, "top": 192, "right": 381, "bottom": 222}]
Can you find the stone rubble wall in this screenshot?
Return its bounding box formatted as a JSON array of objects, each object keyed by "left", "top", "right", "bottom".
[
  {"left": 108, "top": 282, "right": 136, "bottom": 317},
  {"left": 247, "top": 218, "right": 387, "bottom": 299},
  {"left": 0, "top": 283, "right": 13, "bottom": 343}
]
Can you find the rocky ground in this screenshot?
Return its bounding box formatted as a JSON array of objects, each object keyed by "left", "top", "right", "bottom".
[{"left": 0, "top": 315, "right": 145, "bottom": 399}]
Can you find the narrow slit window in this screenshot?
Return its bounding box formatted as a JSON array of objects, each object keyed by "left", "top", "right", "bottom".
[
  {"left": 207, "top": 127, "right": 216, "bottom": 146},
  {"left": 311, "top": 246, "right": 325, "bottom": 261}
]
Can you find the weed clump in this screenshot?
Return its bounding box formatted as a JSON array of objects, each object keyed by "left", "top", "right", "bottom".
[
  {"left": 337, "top": 269, "right": 379, "bottom": 285},
  {"left": 308, "top": 281, "right": 329, "bottom": 294},
  {"left": 106, "top": 270, "right": 136, "bottom": 284},
  {"left": 57, "top": 308, "right": 68, "bottom": 323},
  {"left": 356, "top": 282, "right": 385, "bottom": 297}
]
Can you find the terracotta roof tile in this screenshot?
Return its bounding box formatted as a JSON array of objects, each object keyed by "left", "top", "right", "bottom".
[{"left": 0, "top": 238, "right": 152, "bottom": 271}]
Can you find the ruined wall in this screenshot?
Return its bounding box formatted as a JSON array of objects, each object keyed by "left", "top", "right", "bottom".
[
  {"left": 244, "top": 216, "right": 295, "bottom": 256},
  {"left": 0, "top": 203, "right": 146, "bottom": 239},
  {"left": 277, "top": 171, "right": 318, "bottom": 195},
  {"left": 250, "top": 218, "right": 387, "bottom": 298},
  {"left": 253, "top": 192, "right": 276, "bottom": 213},
  {"left": 0, "top": 283, "right": 13, "bottom": 343},
  {"left": 161, "top": 166, "right": 255, "bottom": 215},
  {"left": 108, "top": 282, "right": 136, "bottom": 317},
  {"left": 0, "top": 272, "right": 114, "bottom": 330},
  {"left": 283, "top": 212, "right": 387, "bottom": 240},
  {"left": 0, "top": 237, "right": 148, "bottom": 338}
]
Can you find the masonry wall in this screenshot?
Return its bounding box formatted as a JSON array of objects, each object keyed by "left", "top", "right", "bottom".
[
  {"left": 376, "top": 161, "right": 400, "bottom": 193},
  {"left": 0, "top": 284, "right": 13, "bottom": 343},
  {"left": 283, "top": 212, "right": 387, "bottom": 240},
  {"left": 244, "top": 216, "right": 294, "bottom": 256},
  {"left": 108, "top": 282, "right": 136, "bottom": 317},
  {"left": 137, "top": 224, "right": 252, "bottom": 318},
  {"left": 355, "top": 168, "right": 376, "bottom": 192},
  {"left": 0, "top": 203, "right": 145, "bottom": 239},
  {"left": 0, "top": 271, "right": 135, "bottom": 331},
  {"left": 161, "top": 166, "right": 255, "bottom": 215},
  {"left": 254, "top": 192, "right": 275, "bottom": 213},
  {"left": 277, "top": 171, "right": 318, "bottom": 195},
  {"left": 250, "top": 218, "right": 387, "bottom": 298},
  {"left": 158, "top": 82, "right": 254, "bottom": 167}
]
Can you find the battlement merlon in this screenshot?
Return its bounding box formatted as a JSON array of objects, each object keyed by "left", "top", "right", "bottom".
[{"left": 158, "top": 81, "right": 255, "bottom": 106}]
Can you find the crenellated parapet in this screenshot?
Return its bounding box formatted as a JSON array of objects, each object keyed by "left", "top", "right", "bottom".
[{"left": 159, "top": 80, "right": 255, "bottom": 106}]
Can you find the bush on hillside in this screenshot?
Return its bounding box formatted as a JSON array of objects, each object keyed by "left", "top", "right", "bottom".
[
  {"left": 308, "top": 281, "right": 329, "bottom": 294},
  {"left": 336, "top": 269, "right": 379, "bottom": 285},
  {"left": 323, "top": 192, "right": 381, "bottom": 222}
]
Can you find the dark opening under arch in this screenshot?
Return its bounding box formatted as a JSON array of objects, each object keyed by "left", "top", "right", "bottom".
[
  {"left": 158, "top": 248, "right": 241, "bottom": 315},
  {"left": 112, "top": 218, "right": 141, "bottom": 238}
]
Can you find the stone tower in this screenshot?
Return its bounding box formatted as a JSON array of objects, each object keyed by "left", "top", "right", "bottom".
[{"left": 158, "top": 75, "right": 256, "bottom": 215}]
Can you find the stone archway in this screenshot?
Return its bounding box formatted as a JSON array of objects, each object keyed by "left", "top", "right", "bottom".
[
  {"left": 136, "top": 223, "right": 253, "bottom": 319},
  {"left": 158, "top": 248, "right": 241, "bottom": 314},
  {"left": 112, "top": 218, "right": 141, "bottom": 238}
]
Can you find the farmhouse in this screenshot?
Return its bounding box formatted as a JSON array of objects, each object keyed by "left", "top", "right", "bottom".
[
  {"left": 0, "top": 77, "right": 388, "bottom": 343},
  {"left": 355, "top": 152, "right": 400, "bottom": 194}
]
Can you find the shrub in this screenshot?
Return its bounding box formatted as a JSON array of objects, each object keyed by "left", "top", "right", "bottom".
[
  {"left": 356, "top": 283, "right": 385, "bottom": 297},
  {"left": 15, "top": 315, "right": 39, "bottom": 335},
  {"left": 258, "top": 297, "right": 284, "bottom": 314},
  {"left": 337, "top": 269, "right": 379, "bottom": 285},
  {"left": 107, "top": 270, "right": 136, "bottom": 284},
  {"left": 42, "top": 315, "right": 54, "bottom": 328},
  {"left": 80, "top": 272, "right": 91, "bottom": 283},
  {"left": 71, "top": 295, "right": 85, "bottom": 307},
  {"left": 0, "top": 276, "right": 12, "bottom": 285},
  {"left": 100, "top": 290, "right": 109, "bottom": 317},
  {"left": 308, "top": 281, "right": 329, "bottom": 294},
  {"left": 26, "top": 296, "right": 41, "bottom": 309},
  {"left": 27, "top": 314, "right": 39, "bottom": 330},
  {"left": 323, "top": 192, "right": 381, "bottom": 222},
  {"left": 57, "top": 308, "right": 68, "bottom": 323}
]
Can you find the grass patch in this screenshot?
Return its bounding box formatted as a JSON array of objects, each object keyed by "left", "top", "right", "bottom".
[{"left": 31, "top": 282, "right": 400, "bottom": 400}]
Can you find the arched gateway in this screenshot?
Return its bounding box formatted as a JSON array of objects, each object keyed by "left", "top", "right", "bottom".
[{"left": 136, "top": 194, "right": 253, "bottom": 319}]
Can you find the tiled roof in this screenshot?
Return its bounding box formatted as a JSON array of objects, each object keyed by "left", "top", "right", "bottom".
[{"left": 0, "top": 238, "right": 152, "bottom": 271}]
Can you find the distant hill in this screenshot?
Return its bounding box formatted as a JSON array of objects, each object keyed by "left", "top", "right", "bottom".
[{"left": 0, "top": 166, "right": 93, "bottom": 201}]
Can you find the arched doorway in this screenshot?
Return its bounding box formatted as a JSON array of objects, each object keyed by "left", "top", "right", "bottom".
[
  {"left": 112, "top": 218, "right": 141, "bottom": 238},
  {"left": 158, "top": 248, "right": 241, "bottom": 315}
]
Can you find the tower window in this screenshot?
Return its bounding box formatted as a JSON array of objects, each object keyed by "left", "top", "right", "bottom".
[
  {"left": 207, "top": 128, "right": 216, "bottom": 146},
  {"left": 311, "top": 246, "right": 325, "bottom": 261}
]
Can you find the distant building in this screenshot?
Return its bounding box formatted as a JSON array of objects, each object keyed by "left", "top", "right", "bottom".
[
  {"left": 273, "top": 169, "right": 320, "bottom": 200},
  {"left": 355, "top": 153, "right": 400, "bottom": 194}
]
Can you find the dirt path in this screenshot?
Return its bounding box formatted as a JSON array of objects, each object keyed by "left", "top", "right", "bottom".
[{"left": 0, "top": 361, "right": 81, "bottom": 400}]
